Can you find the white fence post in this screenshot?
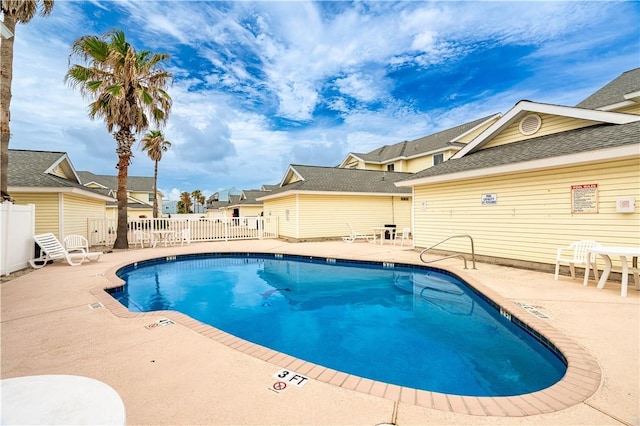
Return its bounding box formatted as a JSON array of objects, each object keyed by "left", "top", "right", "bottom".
[{"left": 0, "top": 203, "right": 36, "bottom": 275}]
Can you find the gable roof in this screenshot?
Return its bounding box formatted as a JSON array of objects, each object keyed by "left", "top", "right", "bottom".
[
  {"left": 207, "top": 195, "right": 242, "bottom": 210},
  {"left": 7, "top": 149, "right": 114, "bottom": 201},
  {"left": 259, "top": 164, "right": 412, "bottom": 201},
  {"left": 451, "top": 101, "right": 640, "bottom": 159},
  {"left": 397, "top": 121, "right": 640, "bottom": 187},
  {"left": 341, "top": 114, "right": 498, "bottom": 167},
  {"left": 576, "top": 68, "right": 640, "bottom": 110},
  {"left": 77, "top": 171, "right": 156, "bottom": 193},
  {"left": 239, "top": 190, "right": 269, "bottom": 205}
]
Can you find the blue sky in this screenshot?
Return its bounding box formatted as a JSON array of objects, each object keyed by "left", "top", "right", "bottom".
[{"left": 8, "top": 1, "right": 640, "bottom": 201}]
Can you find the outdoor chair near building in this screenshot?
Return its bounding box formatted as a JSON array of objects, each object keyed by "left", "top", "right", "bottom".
[
  {"left": 554, "top": 240, "right": 601, "bottom": 281},
  {"left": 63, "top": 235, "right": 91, "bottom": 254},
  {"left": 342, "top": 223, "right": 376, "bottom": 244},
  {"left": 393, "top": 227, "right": 411, "bottom": 247},
  {"left": 30, "top": 233, "right": 102, "bottom": 268}
]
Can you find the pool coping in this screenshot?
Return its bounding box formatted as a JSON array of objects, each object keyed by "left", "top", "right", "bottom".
[{"left": 93, "top": 251, "right": 602, "bottom": 417}]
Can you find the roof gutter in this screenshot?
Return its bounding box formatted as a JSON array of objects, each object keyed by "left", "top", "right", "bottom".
[{"left": 257, "top": 189, "right": 412, "bottom": 201}]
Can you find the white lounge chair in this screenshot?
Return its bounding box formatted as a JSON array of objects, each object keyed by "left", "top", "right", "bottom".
[
  {"left": 554, "top": 240, "right": 601, "bottom": 281},
  {"left": 29, "top": 233, "right": 102, "bottom": 268},
  {"left": 342, "top": 223, "right": 376, "bottom": 244},
  {"left": 63, "top": 234, "right": 90, "bottom": 254}
]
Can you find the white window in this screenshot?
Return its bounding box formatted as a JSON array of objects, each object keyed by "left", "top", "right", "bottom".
[{"left": 433, "top": 153, "right": 444, "bottom": 166}]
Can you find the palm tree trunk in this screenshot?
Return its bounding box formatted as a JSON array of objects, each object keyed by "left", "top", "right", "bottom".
[
  {"left": 113, "top": 128, "right": 135, "bottom": 249},
  {"left": 0, "top": 16, "right": 17, "bottom": 201},
  {"left": 152, "top": 160, "right": 158, "bottom": 218}
]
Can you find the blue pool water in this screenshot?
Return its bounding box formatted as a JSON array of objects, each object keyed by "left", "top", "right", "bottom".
[{"left": 112, "top": 253, "right": 566, "bottom": 396}]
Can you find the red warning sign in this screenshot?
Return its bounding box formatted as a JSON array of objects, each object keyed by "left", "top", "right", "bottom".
[{"left": 273, "top": 381, "right": 286, "bottom": 391}]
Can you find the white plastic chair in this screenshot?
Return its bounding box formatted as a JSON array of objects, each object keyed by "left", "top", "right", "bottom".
[
  {"left": 393, "top": 227, "right": 411, "bottom": 246},
  {"left": 30, "top": 233, "right": 102, "bottom": 268},
  {"left": 554, "top": 240, "right": 601, "bottom": 281},
  {"left": 63, "top": 235, "right": 90, "bottom": 254},
  {"left": 133, "top": 230, "right": 151, "bottom": 248},
  {"left": 178, "top": 228, "right": 191, "bottom": 246}
]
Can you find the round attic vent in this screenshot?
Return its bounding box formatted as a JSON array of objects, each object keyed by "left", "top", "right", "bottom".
[{"left": 519, "top": 114, "right": 542, "bottom": 136}]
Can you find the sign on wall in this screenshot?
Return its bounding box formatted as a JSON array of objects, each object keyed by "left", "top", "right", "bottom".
[
  {"left": 571, "top": 184, "right": 598, "bottom": 214},
  {"left": 481, "top": 193, "right": 497, "bottom": 205}
]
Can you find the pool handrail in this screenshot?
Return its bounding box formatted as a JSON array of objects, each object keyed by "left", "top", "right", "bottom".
[{"left": 420, "top": 234, "right": 477, "bottom": 269}]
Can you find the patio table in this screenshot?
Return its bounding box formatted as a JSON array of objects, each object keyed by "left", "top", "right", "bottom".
[
  {"left": 150, "top": 230, "right": 176, "bottom": 247},
  {"left": 372, "top": 226, "right": 395, "bottom": 245},
  {"left": 583, "top": 246, "right": 640, "bottom": 297}
]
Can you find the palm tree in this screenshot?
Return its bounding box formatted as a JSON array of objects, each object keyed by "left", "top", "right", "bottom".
[
  {"left": 180, "top": 191, "right": 192, "bottom": 214},
  {"left": 65, "top": 30, "right": 173, "bottom": 249},
  {"left": 1, "top": 0, "right": 54, "bottom": 202},
  {"left": 191, "top": 189, "right": 202, "bottom": 213},
  {"left": 141, "top": 130, "right": 171, "bottom": 218}
]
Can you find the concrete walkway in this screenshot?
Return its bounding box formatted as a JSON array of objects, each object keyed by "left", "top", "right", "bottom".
[{"left": 1, "top": 240, "right": 638, "bottom": 425}]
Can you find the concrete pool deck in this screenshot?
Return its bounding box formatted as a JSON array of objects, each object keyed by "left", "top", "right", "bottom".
[{"left": 1, "top": 240, "right": 638, "bottom": 425}]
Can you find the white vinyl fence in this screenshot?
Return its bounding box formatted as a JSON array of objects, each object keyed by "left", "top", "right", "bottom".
[
  {"left": 0, "top": 203, "right": 35, "bottom": 275},
  {"left": 88, "top": 216, "right": 278, "bottom": 247}
]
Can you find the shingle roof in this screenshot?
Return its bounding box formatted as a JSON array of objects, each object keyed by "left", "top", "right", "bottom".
[
  {"left": 77, "top": 171, "right": 154, "bottom": 192},
  {"left": 576, "top": 68, "right": 640, "bottom": 109},
  {"left": 267, "top": 165, "right": 413, "bottom": 196},
  {"left": 9, "top": 150, "right": 72, "bottom": 187},
  {"left": 239, "top": 190, "right": 269, "bottom": 204},
  {"left": 405, "top": 121, "right": 640, "bottom": 180},
  {"left": 351, "top": 114, "right": 496, "bottom": 163},
  {"left": 8, "top": 149, "right": 112, "bottom": 199}
]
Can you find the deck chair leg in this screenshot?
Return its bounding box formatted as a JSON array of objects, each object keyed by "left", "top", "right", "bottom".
[
  {"left": 29, "top": 256, "right": 48, "bottom": 269},
  {"left": 569, "top": 263, "right": 576, "bottom": 279},
  {"left": 591, "top": 261, "right": 599, "bottom": 282}
]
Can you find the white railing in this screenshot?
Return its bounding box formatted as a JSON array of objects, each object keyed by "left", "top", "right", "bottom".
[{"left": 87, "top": 216, "right": 278, "bottom": 247}]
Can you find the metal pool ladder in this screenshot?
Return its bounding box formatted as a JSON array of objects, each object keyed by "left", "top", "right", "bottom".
[{"left": 419, "top": 234, "right": 477, "bottom": 269}]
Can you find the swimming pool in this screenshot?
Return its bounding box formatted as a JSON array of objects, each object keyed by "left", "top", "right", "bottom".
[{"left": 111, "top": 253, "right": 566, "bottom": 397}]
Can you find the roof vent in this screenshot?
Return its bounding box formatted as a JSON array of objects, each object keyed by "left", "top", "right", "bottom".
[{"left": 519, "top": 114, "right": 542, "bottom": 136}]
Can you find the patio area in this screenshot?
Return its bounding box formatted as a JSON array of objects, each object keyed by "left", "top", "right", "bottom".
[{"left": 1, "top": 240, "right": 638, "bottom": 425}]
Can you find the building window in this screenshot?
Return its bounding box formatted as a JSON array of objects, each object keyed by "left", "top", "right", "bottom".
[
  {"left": 148, "top": 194, "right": 154, "bottom": 202},
  {"left": 387, "top": 164, "right": 395, "bottom": 172},
  {"left": 433, "top": 153, "right": 444, "bottom": 166}
]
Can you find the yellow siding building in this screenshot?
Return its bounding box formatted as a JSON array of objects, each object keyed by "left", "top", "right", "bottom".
[
  {"left": 260, "top": 165, "right": 412, "bottom": 241},
  {"left": 398, "top": 68, "right": 640, "bottom": 272},
  {"left": 8, "top": 150, "right": 113, "bottom": 240},
  {"left": 78, "top": 171, "right": 160, "bottom": 221},
  {"left": 339, "top": 114, "right": 500, "bottom": 173}
]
